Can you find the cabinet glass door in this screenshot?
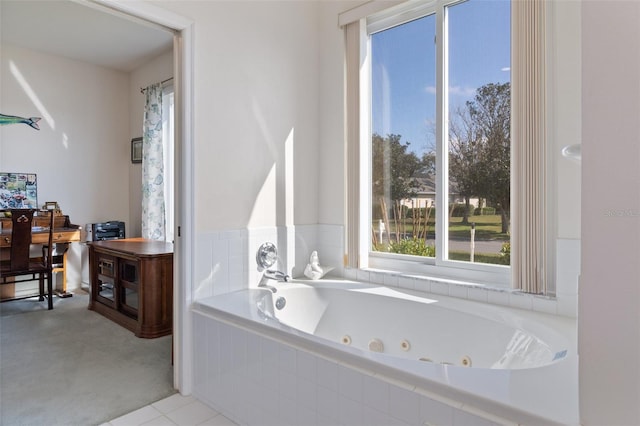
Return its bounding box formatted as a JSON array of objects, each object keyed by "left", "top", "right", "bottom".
[
  {"left": 96, "top": 256, "right": 116, "bottom": 308},
  {"left": 119, "top": 260, "right": 139, "bottom": 318}
]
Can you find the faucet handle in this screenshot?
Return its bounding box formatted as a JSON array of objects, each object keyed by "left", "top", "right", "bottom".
[{"left": 267, "top": 270, "right": 289, "bottom": 282}]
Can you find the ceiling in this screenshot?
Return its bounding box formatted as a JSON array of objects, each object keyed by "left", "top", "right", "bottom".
[{"left": 1, "top": 0, "right": 174, "bottom": 73}]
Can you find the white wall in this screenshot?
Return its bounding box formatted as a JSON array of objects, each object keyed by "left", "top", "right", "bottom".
[
  {"left": 0, "top": 45, "right": 131, "bottom": 290},
  {"left": 158, "top": 1, "right": 321, "bottom": 232},
  {"left": 0, "top": 43, "right": 173, "bottom": 290},
  {"left": 0, "top": 44, "right": 130, "bottom": 227},
  {"left": 551, "top": 0, "right": 581, "bottom": 241},
  {"left": 129, "top": 50, "right": 174, "bottom": 237},
  {"left": 579, "top": 1, "right": 640, "bottom": 424}
]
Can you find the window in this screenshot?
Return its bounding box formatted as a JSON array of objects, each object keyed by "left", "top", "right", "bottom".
[{"left": 344, "top": 0, "right": 548, "bottom": 291}]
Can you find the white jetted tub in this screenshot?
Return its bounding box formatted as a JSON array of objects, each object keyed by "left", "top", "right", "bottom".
[{"left": 193, "top": 279, "right": 578, "bottom": 425}]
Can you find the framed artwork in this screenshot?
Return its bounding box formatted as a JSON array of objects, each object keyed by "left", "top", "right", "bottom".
[
  {"left": 131, "top": 137, "right": 143, "bottom": 163},
  {"left": 44, "top": 201, "right": 59, "bottom": 211},
  {"left": 0, "top": 172, "right": 38, "bottom": 209}
]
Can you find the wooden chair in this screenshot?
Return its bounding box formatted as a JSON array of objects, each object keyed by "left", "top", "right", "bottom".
[{"left": 0, "top": 209, "right": 55, "bottom": 310}]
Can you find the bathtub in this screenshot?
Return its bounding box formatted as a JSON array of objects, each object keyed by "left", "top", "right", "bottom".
[{"left": 192, "top": 279, "right": 578, "bottom": 425}]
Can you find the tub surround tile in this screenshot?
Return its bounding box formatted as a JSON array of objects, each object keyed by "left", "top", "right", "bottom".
[
  {"left": 369, "top": 271, "right": 387, "bottom": 285},
  {"left": 453, "top": 409, "right": 504, "bottom": 426},
  {"left": 383, "top": 273, "right": 400, "bottom": 288},
  {"left": 316, "top": 358, "right": 339, "bottom": 391},
  {"left": 279, "top": 345, "right": 297, "bottom": 375},
  {"left": 344, "top": 268, "right": 358, "bottom": 281},
  {"left": 420, "top": 395, "right": 455, "bottom": 425},
  {"left": 277, "top": 395, "right": 298, "bottom": 425},
  {"left": 338, "top": 364, "right": 364, "bottom": 402},
  {"left": 196, "top": 226, "right": 576, "bottom": 322},
  {"left": 279, "top": 370, "right": 298, "bottom": 401},
  {"left": 297, "top": 349, "right": 317, "bottom": 382},
  {"left": 316, "top": 386, "right": 339, "bottom": 421},
  {"left": 556, "top": 292, "right": 578, "bottom": 318},
  {"left": 363, "top": 407, "right": 401, "bottom": 426},
  {"left": 362, "top": 375, "right": 390, "bottom": 413},
  {"left": 297, "top": 377, "right": 318, "bottom": 410},
  {"left": 487, "top": 290, "right": 510, "bottom": 307},
  {"left": 355, "top": 268, "right": 371, "bottom": 283},
  {"left": 467, "top": 287, "right": 489, "bottom": 303},
  {"left": 430, "top": 280, "right": 450, "bottom": 295},
  {"left": 509, "top": 292, "right": 533, "bottom": 310},
  {"left": 338, "top": 395, "right": 364, "bottom": 426},
  {"left": 413, "top": 277, "right": 431, "bottom": 293},
  {"left": 449, "top": 284, "right": 469, "bottom": 299},
  {"left": 555, "top": 239, "right": 580, "bottom": 296},
  {"left": 193, "top": 312, "right": 549, "bottom": 426},
  {"left": 296, "top": 404, "right": 318, "bottom": 426},
  {"left": 532, "top": 295, "right": 558, "bottom": 315},
  {"left": 389, "top": 384, "right": 422, "bottom": 425},
  {"left": 398, "top": 276, "right": 415, "bottom": 290}
]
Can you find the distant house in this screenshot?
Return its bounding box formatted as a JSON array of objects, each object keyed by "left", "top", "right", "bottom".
[{"left": 402, "top": 167, "right": 480, "bottom": 212}]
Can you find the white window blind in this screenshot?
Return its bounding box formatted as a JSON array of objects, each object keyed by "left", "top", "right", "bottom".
[{"left": 511, "top": 0, "right": 548, "bottom": 293}]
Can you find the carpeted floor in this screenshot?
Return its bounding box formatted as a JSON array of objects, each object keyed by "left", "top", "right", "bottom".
[{"left": 0, "top": 291, "right": 176, "bottom": 426}]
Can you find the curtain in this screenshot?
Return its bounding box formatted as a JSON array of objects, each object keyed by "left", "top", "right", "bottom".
[{"left": 142, "top": 83, "right": 166, "bottom": 241}]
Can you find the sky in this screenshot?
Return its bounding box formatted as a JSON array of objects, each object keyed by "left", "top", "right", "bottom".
[{"left": 371, "top": 0, "right": 511, "bottom": 155}]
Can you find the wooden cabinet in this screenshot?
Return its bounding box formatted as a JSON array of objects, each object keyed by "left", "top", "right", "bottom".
[{"left": 88, "top": 238, "right": 173, "bottom": 338}]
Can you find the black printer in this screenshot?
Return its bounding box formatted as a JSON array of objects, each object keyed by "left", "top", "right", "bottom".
[{"left": 86, "top": 221, "right": 125, "bottom": 241}]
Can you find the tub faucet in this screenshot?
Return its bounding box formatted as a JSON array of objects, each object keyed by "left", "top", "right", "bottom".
[{"left": 258, "top": 269, "right": 289, "bottom": 293}]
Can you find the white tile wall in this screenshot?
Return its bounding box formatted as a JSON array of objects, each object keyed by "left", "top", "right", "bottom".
[
  {"left": 195, "top": 227, "right": 579, "bottom": 318},
  {"left": 193, "top": 312, "right": 516, "bottom": 426}
]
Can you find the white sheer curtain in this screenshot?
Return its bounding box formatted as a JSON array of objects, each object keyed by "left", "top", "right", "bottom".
[{"left": 142, "top": 83, "right": 166, "bottom": 241}]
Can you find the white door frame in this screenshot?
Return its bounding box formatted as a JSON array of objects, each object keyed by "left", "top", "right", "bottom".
[{"left": 89, "top": 0, "right": 195, "bottom": 394}]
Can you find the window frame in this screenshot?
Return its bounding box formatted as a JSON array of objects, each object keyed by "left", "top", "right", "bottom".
[
  {"left": 338, "top": 0, "right": 557, "bottom": 297},
  {"left": 357, "top": 0, "right": 512, "bottom": 287}
]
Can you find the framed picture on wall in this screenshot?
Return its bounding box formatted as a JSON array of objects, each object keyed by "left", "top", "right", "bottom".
[
  {"left": 0, "top": 172, "right": 38, "bottom": 209},
  {"left": 131, "top": 137, "right": 143, "bottom": 164}
]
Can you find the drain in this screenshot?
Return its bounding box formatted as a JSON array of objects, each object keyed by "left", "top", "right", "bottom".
[
  {"left": 368, "top": 338, "right": 384, "bottom": 353},
  {"left": 341, "top": 335, "right": 352, "bottom": 345},
  {"left": 400, "top": 339, "right": 411, "bottom": 351},
  {"left": 461, "top": 355, "right": 472, "bottom": 367},
  {"left": 275, "top": 297, "right": 286, "bottom": 310}
]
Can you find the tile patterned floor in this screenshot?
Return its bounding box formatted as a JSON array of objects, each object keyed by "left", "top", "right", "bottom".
[{"left": 102, "top": 393, "right": 237, "bottom": 426}]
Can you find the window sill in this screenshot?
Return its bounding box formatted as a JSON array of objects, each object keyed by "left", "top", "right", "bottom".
[{"left": 343, "top": 266, "right": 576, "bottom": 318}]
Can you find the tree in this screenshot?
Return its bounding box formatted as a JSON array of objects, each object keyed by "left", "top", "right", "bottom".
[
  {"left": 371, "top": 133, "right": 421, "bottom": 221},
  {"left": 449, "top": 105, "right": 484, "bottom": 224},
  {"left": 449, "top": 82, "right": 511, "bottom": 233}
]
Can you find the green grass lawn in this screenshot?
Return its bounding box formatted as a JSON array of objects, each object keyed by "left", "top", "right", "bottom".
[
  {"left": 448, "top": 215, "right": 509, "bottom": 241},
  {"left": 448, "top": 250, "right": 508, "bottom": 265},
  {"left": 378, "top": 214, "right": 509, "bottom": 241},
  {"left": 374, "top": 214, "right": 510, "bottom": 265}
]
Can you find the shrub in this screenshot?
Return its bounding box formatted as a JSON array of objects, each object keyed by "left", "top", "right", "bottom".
[
  {"left": 499, "top": 242, "right": 510, "bottom": 265},
  {"left": 449, "top": 204, "right": 467, "bottom": 217},
  {"left": 389, "top": 238, "right": 436, "bottom": 257},
  {"left": 474, "top": 206, "right": 496, "bottom": 215}
]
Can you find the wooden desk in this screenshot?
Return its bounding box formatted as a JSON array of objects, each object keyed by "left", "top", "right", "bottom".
[
  {"left": 0, "top": 226, "right": 81, "bottom": 248},
  {"left": 1, "top": 215, "right": 81, "bottom": 298},
  {"left": 88, "top": 238, "right": 173, "bottom": 338}
]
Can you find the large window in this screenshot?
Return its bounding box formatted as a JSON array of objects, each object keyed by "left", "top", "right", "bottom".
[
  {"left": 344, "top": 0, "right": 548, "bottom": 292},
  {"left": 367, "top": 0, "right": 511, "bottom": 283}
]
